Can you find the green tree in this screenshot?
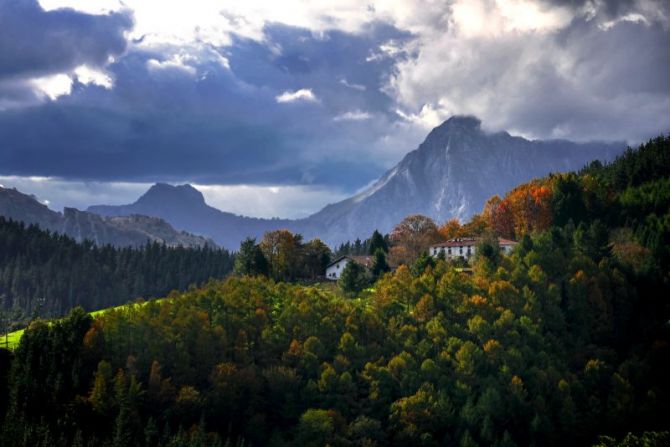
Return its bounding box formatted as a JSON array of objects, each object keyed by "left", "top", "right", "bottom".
[
  {"left": 338, "top": 261, "right": 369, "bottom": 296},
  {"left": 302, "top": 239, "right": 332, "bottom": 279},
  {"left": 371, "top": 249, "right": 390, "bottom": 279},
  {"left": 369, "top": 230, "right": 389, "bottom": 254},
  {"left": 234, "top": 237, "right": 269, "bottom": 276}
]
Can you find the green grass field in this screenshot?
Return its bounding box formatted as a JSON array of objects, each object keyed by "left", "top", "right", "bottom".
[
  {"left": 2, "top": 298, "right": 165, "bottom": 351},
  {"left": 2, "top": 329, "right": 24, "bottom": 350}
]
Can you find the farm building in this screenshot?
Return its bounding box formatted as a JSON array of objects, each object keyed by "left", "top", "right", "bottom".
[
  {"left": 429, "top": 237, "right": 517, "bottom": 261},
  {"left": 325, "top": 255, "right": 373, "bottom": 280}
]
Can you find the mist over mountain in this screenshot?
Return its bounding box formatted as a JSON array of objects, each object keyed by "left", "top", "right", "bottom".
[
  {"left": 87, "top": 116, "right": 625, "bottom": 249},
  {"left": 0, "top": 186, "right": 213, "bottom": 248},
  {"left": 89, "top": 183, "right": 295, "bottom": 250}
]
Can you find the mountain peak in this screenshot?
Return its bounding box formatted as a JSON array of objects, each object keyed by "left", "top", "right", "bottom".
[
  {"left": 440, "top": 115, "right": 482, "bottom": 131},
  {"left": 138, "top": 183, "right": 206, "bottom": 206}
]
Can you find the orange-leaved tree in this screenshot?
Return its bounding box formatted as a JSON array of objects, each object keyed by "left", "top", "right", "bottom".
[{"left": 389, "top": 215, "right": 441, "bottom": 266}]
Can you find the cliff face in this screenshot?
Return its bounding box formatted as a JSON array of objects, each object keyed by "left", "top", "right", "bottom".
[{"left": 0, "top": 186, "right": 214, "bottom": 248}]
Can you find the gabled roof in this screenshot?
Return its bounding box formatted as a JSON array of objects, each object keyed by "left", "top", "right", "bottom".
[
  {"left": 326, "top": 255, "right": 348, "bottom": 269},
  {"left": 431, "top": 237, "right": 479, "bottom": 248},
  {"left": 431, "top": 237, "right": 517, "bottom": 248},
  {"left": 326, "top": 255, "right": 373, "bottom": 269},
  {"left": 497, "top": 238, "right": 517, "bottom": 246}
]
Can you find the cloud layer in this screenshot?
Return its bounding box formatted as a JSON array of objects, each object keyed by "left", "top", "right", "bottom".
[{"left": 0, "top": 0, "right": 669, "bottom": 216}]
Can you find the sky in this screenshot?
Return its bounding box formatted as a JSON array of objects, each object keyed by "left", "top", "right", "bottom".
[{"left": 0, "top": 0, "right": 669, "bottom": 217}]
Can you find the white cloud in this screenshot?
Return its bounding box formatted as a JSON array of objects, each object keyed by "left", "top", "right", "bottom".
[
  {"left": 275, "top": 88, "right": 318, "bottom": 103},
  {"left": 74, "top": 65, "right": 114, "bottom": 88},
  {"left": 339, "top": 78, "right": 366, "bottom": 91},
  {"left": 334, "top": 110, "right": 373, "bottom": 121},
  {"left": 146, "top": 54, "right": 198, "bottom": 75},
  {"left": 31, "top": 73, "right": 73, "bottom": 100},
  {"left": 39, "top": 0, "right": 124, "bottom": 14},
  {"left": 196, "top": 183, "right": 349, "bottom": 219}
]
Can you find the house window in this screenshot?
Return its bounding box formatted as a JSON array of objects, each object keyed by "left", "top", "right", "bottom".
[{"left": 448, "top": 248, "right": 452, "bottom": 255}]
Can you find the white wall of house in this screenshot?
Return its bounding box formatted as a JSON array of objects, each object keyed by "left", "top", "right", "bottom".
[
  {"left": 430, "top": 241, "right": 516, "bottom": 260},
  {"left": 430, "top": 244, "right": 477, "bottom": 260},
  {"left": 326, "top": 258, "right": 351, "bottom": 280}
]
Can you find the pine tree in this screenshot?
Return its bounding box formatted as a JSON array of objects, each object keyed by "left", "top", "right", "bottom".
[{"left": 371, "top": 249, "right": 390, "bottom": 279}]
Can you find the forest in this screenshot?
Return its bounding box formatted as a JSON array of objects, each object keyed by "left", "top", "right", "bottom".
[
  {"left": 1, "top": 135, "right": 670, "bottom": 446},
  {"left": 0, "top": 219, "right": 234, "bottom": 327}
]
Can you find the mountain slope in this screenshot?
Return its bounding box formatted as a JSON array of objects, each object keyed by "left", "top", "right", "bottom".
[
  {"left": 306, "top": 116, "right": 623, "bottom": 243},
  {"left": 89, "top": 183, "right": 294, "bottom": 249},
  {"left": 0, "top": 186, "right": 213, "bottom": 248},
  {"left": 88, "top": 116, "right": 624, "bottom": 248}
]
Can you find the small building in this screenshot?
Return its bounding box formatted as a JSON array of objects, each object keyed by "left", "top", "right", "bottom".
[
  {"left": 429, "top": 237, "right": 517, "bottom": 261},
  {"left": 325, "top": 255, "right": 373, "bottom": 280}
]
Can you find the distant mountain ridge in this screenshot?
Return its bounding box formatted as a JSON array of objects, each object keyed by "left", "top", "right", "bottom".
[
  {"left": 89, "top": 116, "right": 625, "bottom": 248},
  {"left": 89, "top": 183, "right": 294, "bottom": 250},
  {"left": 0, "top": 186, "right": 214, "bottom": 248}
]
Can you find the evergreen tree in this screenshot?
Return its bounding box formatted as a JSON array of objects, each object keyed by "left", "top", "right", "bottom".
[
  {"left": 371, "top": 249, "right": 390, "bottom": 279},
  {"left": 234, "top": 238, "right": 269, "bottom": 277},
  {"left": 338, "top": 261, "right": 369, "bottom": 296},
  {"left": 369, "top": 230, "right": 389, "bottom": 254}
]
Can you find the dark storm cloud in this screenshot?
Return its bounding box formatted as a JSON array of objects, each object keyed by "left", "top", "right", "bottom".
[
  {"left": 0, "top": 0, "right": 133, "bottom": 81},
  {"left": 504, "top": 17, "right": 670, "bottom": 141},
  {"left": 0, "top": 22, "right": 408, "bottom": 189},
  {"left": 538, "top": 0, "right": 664, "bottom": 18}
]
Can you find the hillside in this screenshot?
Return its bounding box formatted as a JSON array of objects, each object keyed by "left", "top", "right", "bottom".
[
  {"left": 2, "top": 135, "right": 668, "bottom": 446},
  {"left": 0, "top": 216, "right": 233, "bottom": 321},
  {"left": 88, "top": 116, "right": 624, "bottom": 249},
  {"left": 0, "top": 186, "right": 214, "bottom": 248}
]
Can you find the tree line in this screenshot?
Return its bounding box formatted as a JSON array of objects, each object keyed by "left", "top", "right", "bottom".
[{"left": 0, "top": 218, "right": 234, "bottom": 328}]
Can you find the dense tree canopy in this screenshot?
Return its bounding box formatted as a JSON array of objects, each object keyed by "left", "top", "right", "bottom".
[{"left": 0, "top": 218, "right": 234, "bottom": 326}]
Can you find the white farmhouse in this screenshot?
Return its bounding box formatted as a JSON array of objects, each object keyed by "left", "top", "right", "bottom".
[
  {"left": 429, "top": 237, "right": 517, "bottom": 261},
  {"left": 325, "top": 255, "right": 373, "bottom": 280}
]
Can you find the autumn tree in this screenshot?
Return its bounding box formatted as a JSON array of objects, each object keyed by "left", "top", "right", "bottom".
[
  {"left": 389, "top": 215, "right": 441, "bottom": 266},
  {"left": 260, "top": 229, "right": 303, "bottom": 281},
  {"left": 438, "top": 218, "right": 465, "bottom": 240}
]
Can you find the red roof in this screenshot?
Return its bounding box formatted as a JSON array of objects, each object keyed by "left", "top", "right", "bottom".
[
  {"left": 497, "top": 238, "right": 517, "bottom": 246},
  {"left": 432, "top": 237, "right": 479, "bottom": 248},
  {"left": 431, "top": 237, "right": 517, "bottom": 248}
]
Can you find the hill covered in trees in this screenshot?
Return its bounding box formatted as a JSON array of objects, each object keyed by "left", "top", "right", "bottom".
[
  {"left": 0, "top": 218, "right": 234, "bottom": 326},
  {"left": 1, "top": 136, "right": 670, "bottom": 446}
]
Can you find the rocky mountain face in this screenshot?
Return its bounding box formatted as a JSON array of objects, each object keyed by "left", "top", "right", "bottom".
[
  {"left": 0, "top": 186, "right": 214, "bottom": 248},
  {"left": 305, "top": 116, "right": 624, "bottom": 244},
  {"left": 88, "top": 116, "right": 625, "bottom": 248}
]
